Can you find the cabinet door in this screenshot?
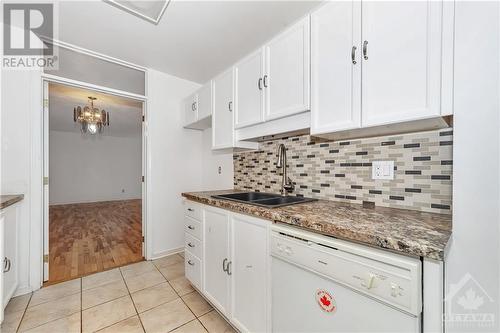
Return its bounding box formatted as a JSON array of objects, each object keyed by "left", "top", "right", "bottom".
[
  {"left": 212, "top": 69, "right": 234, "bottom": 149},
  {"left": 0, "top": 214, "right": 4, "bottom": 323},
  {"left": 230, "top": 214, "right": 269, "bottom": 333},
  {"left": 2, "top": 207, "right": 17, "bottom": 307},
  {"left": 203, "top": 207, "right": 230, "bottom": 314},
  {"left": 235, "top": 49, "right": 265, "bottom": 128},
  {"left": 197, "top": 82, "right": 212, "bottom": 120},
  {"left": 361, "top": 1, "right": 442, "bottom": 127},
  {"left": 184, "top": 93, "right": 198, "bottom": 125},
  {"left": 310, "top": 1, "right": 361, "bottom": 135},
  {"left": 265, "top": 17, "right": 310, "bottom": 121}
]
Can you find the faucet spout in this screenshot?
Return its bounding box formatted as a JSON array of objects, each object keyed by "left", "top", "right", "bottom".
[{"left": 276, "top": 144, "right": 294, "bottom": 195}]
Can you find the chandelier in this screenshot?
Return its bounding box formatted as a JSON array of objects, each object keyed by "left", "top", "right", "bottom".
[{"left": 73, "top": 97, "right": 110, "bottom": 135}]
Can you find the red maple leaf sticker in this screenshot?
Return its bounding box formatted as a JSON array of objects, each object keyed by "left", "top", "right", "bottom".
[{"left": 320, "top": 295, "right": 331, "bottom": 307}]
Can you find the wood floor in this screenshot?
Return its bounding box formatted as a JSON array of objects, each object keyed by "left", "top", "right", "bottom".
[{"left": 48, "top": 199, "right": 143, "bottom": 284}]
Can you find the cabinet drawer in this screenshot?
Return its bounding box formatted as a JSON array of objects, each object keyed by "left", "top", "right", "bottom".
[
  {"left": 185, "top": 232, "right": 202, "bottom": 258},
  {"left": 185, "top": 216, "right": 202, "bottom": 239},
  {"left": 185, "top": 201, "right": 203, "bottom": 221},
  {"left": 185, "top": 251, "right": 202, "bottom": 290}
]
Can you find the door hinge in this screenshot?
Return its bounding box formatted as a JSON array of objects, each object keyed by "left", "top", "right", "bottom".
[
  {"left": 142, "top": 176, "right": 144, "bottom": 182},
  {"left": 142, "top": 115, "right": 145, "bottom": 122},
  {"left": 43, "top": 99, "right": 49, "bottom": 108},
  {"left": 43, "top": 177, "right": 49, "bottom": 185},
  {"left": 142, "top": 236, "right": 145, "bottom": 242},
  {"left": 43, "top": 254, "right": 49, "bottom": 263}
]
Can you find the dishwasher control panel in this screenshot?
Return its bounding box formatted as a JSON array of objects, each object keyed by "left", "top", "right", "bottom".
[{"left": 271, "top": 225, "right": 422, "bottom": 316}]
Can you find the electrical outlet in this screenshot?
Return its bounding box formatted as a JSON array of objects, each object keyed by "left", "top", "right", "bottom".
[{"left": 372, "top": 161, "right": 394, "bottom": 180}]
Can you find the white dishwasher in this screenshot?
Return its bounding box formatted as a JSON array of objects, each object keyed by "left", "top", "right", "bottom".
[{"left": 271, "top": 224, "right": 422, "bottom": 333}]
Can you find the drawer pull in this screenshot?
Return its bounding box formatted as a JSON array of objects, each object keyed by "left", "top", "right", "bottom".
[
  {"left": 227, "top": 261, "right": 232, "bottom": 276},
  {"left": 187, "top": 208, "right": 194, "bottom": 212},
  {"left": 188, "top": 260, "right": 195, "bottom": 266},
  {"left": 188, "top": 225, "right": 195, "bottom": 230},
  {"left": 188, "top": 242, "right": 195, "bottom": 248}
]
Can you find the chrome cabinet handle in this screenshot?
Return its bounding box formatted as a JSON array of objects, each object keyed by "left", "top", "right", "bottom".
[
  {"left": 258, "top": 78, "right": 263, "bottom": 90},
  {"left": 263, "top": 75, "right": 268, "bottom": 88},
  {"left": 222, "top": 258, "right": 228, "bottom": 272},
  {"left": 3, "top": 257, "right": 11, "bottom": 273},
  {"left": 363, "top": 41, "right": 368, "bottom": 60},
  {"left": 193, "top": 102, "right": 197, "bottom": 111},
  {"left": 191, "top": 102, "right": 195, "bottom": 111},
  {"left": 187, "top": 208, "right": 194, "bottom": 212},
  {"left": 351, "top": 46, "right": 357, "bottom": 64},
  {"left": 188, "top": 242, "right": 195, "bottom": 248},
  {"left": 227, "top": 261, "right": 232, "bottom": 276},
  {"left": 187, "top": 260, "right": 195, "bottom": 266},
  {"left": 188, "top": 225, "right": 195, "bottom": 230},
  {"left": 228, "top": 101, "right": 233, "bottom": 112}
]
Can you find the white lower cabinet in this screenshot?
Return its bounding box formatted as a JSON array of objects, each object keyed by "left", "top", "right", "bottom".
[
  {"left": 183, "top": 201, "right": 203, "bottom": 292},
  {"left": 185, "top": 202, "right": 270, "bottom": 332},
  {"left": 1, "top": 204, "right": 20, "bottom": 324},
  {"left": 203, "top": 207, "right": 231, "bottom": 314},
  {"left": 185, "top": 251, "right": 202, "bottom": 291},
  {"left": 230, "top": 213, "right": 269, "bottom": 333}
]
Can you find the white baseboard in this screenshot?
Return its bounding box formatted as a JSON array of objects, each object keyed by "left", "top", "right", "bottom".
[{"left": 149, "top": 247, "right": 184, "bottom": 260}]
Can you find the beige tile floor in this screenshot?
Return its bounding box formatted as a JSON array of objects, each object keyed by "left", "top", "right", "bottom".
[{"left": 1, "top": 253, "right": 237, "bottom": 333}]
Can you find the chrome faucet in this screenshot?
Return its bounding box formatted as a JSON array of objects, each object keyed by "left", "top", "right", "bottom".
[{"left": 276, "top": 144, "right": 295, "bottom": 195}]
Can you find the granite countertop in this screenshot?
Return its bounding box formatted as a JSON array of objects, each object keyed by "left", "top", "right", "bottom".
[
  {"left": 0, "top": 194, "right": 24, "bottom": 210},
  {"left": 182, "top": 190, "right": 452, "bottom": 261}
]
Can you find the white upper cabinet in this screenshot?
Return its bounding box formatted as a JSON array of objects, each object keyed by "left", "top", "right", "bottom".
[
  {"left": 183, "top": 92, "right": 198, "bottom": 126},
  {"left": 183, "top": 82, "right": 212, "bottom": 130},
  {"left": 265, "top": 16, "right": 310, "bottom": 121},
  {"left": 235, "top": 49, "right": 265, "bottom": 129},
  {"left": 212, "top": 69, "right": 235, "bottom": 149},
  {"left": 197, "top": 82, "right": 212, "bottom": 120},
  {"left": 311, "top": 1, "right": 361, "bottom": 135},
  {"left": 361, "top": 1, "right": 443, "bottom": 127}
]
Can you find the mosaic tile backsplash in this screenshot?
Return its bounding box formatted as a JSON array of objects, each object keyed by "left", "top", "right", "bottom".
[{"left": 233, "top": 129, "right": 453, "bottom": 214}]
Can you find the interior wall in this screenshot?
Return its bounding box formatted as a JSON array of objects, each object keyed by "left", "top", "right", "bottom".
[
  {"left": 201, "top": 128, "right": 234, "bottom": 191},
  {"left": 146, "top": 69, "right": 203, "bottom": 259},
  {"left": 445, "top": 2, "right": 500, "bottom": 332},
  {"left": 49, "top": 130, "right": 142, "bottom": 205}
]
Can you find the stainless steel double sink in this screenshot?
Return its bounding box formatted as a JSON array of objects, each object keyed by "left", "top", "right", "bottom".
[{"left": 212, "top": 192, "right": 317, "bottom": 208}]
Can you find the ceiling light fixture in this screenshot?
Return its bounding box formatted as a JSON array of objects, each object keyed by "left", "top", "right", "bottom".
[
  {"left": 105, "top": 0, "right": 171, "bottom": 25},
  {"left": 73, "top": 97, "right": 110, "bottom": 135}
]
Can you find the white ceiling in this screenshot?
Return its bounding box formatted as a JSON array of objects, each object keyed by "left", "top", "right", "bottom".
[
  {"left": 49, "top": 83, "right": 143, "bottom": 137},
  {"left": 57, "top": 0, "right": 321, "bottom": 83}
]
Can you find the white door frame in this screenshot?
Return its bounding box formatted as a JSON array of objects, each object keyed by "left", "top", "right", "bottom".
[{"left": 41, "top": 74, "right": 149, "bottom": 282}]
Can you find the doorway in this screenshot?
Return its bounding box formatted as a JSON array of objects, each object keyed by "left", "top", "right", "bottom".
[{"left": 43, "top": 81, "right": 146, "bottom": 284}]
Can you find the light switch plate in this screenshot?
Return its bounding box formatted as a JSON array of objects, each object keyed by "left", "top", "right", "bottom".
[{"left": 372, "top": 161, "right": 394, "bottom": 180}]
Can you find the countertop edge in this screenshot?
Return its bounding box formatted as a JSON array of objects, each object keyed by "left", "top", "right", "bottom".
[
  {"left": 0, "top": 194, "right": 24, "bottom": 210},
  {"left": 181, "top": 192, "right": 449, "bottom": 261}
]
